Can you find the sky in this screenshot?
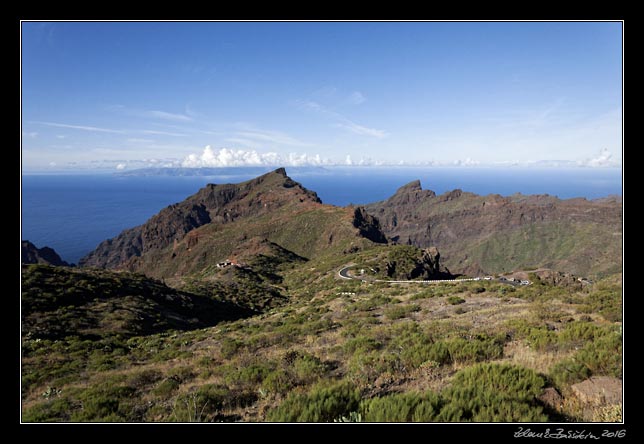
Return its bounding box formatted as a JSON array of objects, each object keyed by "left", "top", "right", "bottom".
[{"left": 21, "top": 21, "right": 623, "bottom": 171}]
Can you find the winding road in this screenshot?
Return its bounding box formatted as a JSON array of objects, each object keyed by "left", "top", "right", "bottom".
[{"left": 337, "top": 266, "right": 527, "bottom": 286}]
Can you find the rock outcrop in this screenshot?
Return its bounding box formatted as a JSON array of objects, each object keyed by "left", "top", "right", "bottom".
[
  {"left": 383, "top": 245, "right": 452, "bottom": 280},
  {"left": 22, "top": 240, "right": 69, "bottom": 266},
  {"left": 352, "top": 207, "right": 388, "bottom": 244}
]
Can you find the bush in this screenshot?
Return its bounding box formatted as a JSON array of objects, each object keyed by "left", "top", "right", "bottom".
[
  {"left": 400, "top": 340, "right": 451, "bottom": 368},
  {"left": 293, "top": 353, "right": 326, "bottom": 382},
  {"left": 384, "top": 304, "right": 421, "bottom": 320},
  {"left": 447, "top": 337, "right": 504, "bottom": 364},
  {"left": 224, "top": 363, "right": 272, "bottom": 389},
  {"left": 361, "top": 392, "right": 442, "bottom": 422},
  {"left": 266, "top": 380, "right": 361, "bottom": 422},
  {"left": 447, "top": 296, "right": 465, "bottom": 305},
  {"left": 346, "top": 294, "right": 393, "bottom": 312},
  {"left": 153, "top": 378, "right": 181, "bottom": 397},
  {"left": 550, "top": 331, "right": 622, "bottom": 388},
  {"left": 23, "top": 397, "right": 74, "bottom": 422},
  {"left": 438, "top": 363, "right": 548, "bottom": 422},
  {"left": 262, "top": 369, "right": 294, "bottom": 395},
  {"left": 220, "top": 338, "right": 244, "bottom": 359},
  {"left": 71, "top": 384, "right": 137, "bottom": 422}
]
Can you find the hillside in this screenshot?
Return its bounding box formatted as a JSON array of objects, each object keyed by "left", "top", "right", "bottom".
[
  {"left": 22, "top": 264, "right": 250, "bottom": 340},
  {"left": 364, "top": 181, "right": 622, "bottom": 278},
  {"left": 22, "top": 262, "right": 622, "bottom": 422}
]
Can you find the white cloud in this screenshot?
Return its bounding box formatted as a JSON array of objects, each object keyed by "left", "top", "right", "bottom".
[
  {"left": 235, "top": 129, "right": 312, "bottom": 147},
  {"left": 32, "top": 121, "right": 124, "bottom": 133},
  {"left": 335, "top": 121, "right": 388, "bottom": 138},
  {"left": 298, "top": 99, "right": 387, "bottom": 139},
  {"left": 182, "top": 145, "right": 331, "bottom": 168},
  {"left": 116, "top": 163, "right": 127, "bottom": 170},
  {"left": 347, "top": 91, "right": 366, "bottom": 105},
  {"left": 452, "top": 157, "right": 480, "bottom": 167},
  {"left": 56, "top": 135, "right": 66, "bottom": 139},
  {"left": 144, "top": 110, "right": 192, "bottom": 122},
  {"left": 579, "top": 148, "right": 618, "bottom": 168},
  {"left": 22, "top": 131, "right": 38, "bottom": 138},
  {"left": 141, "top": 130, "right": 186, "bottom": 137}
]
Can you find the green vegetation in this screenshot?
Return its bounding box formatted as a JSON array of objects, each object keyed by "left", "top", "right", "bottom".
[
  {"left": 21, "top": 251, "right": 621, "bottom": 423},
  {"left": 266, "top": 380, "right": 361, "bottom": 422}
]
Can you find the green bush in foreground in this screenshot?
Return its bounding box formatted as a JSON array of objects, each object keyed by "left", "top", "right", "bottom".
[
  {"left": 550, "top": 331, "right": 622, "bottom": 388},
  {"left": 266, "top": 380, "right": 361, "bottom": 422},
  {"left": 361, "top": 392, "right": 442, "bottom": 422},
  {"left": 438, "top": 363, "right": 548, "bottom": 422},
  {"left": 267, "top": 363, "right": 549, "bottom": 422}
]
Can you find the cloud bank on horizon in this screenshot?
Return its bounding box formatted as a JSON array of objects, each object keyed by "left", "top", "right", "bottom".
[{"left": 176, "top": 145, "right": 620, "bottom": 170}]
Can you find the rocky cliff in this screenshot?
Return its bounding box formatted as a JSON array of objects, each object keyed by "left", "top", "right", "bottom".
[{"left": 365, "top": 181, "right": 622, "bottom": 277}]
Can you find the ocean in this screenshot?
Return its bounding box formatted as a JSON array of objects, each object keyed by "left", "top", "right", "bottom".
[{"left": 21, "top": 167, "right": 622, "bottom": 264}]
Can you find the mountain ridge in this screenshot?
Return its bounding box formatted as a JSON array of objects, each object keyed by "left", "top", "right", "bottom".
[
  {"left": 365, "top": 179, "right": 622, "bottom": 277},
  {"left": 79, "top": 168, "right": 323, "bottom": 269}
]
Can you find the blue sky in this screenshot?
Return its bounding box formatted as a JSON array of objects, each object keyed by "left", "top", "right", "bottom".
[{"left": 21, "top": 21, "right": 622, "bottom": 171}]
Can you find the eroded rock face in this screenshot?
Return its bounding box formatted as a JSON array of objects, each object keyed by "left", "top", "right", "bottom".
[
  {"left": 352, "top": 207, "right": 388, "bottom": 244},
  {"left": 22, "top": 240, "right": 69, "bottom": 266}
]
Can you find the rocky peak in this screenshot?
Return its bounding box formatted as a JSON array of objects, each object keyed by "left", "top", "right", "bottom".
[
  {"left": 395, "top": 180, "right": 422, "bottom": 194},
  {"left": 386, "top": 180, "right": 436, "bottom": 206},
  {"left": 22, "top": 240, "right": 69, "bottom": 266}
]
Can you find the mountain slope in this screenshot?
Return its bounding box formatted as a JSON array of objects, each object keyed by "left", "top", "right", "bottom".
[
  {"left": 364, "top": 181, "right": 622, "bottom": 277},
  {"left": 79, "top": 168, "right": 322, "bottom": 269},
  {"left": 22, "top": 264, "right": 249, "bottom": 340}
]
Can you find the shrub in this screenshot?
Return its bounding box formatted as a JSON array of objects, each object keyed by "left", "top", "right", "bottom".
[
  {"left": 224, "top": 363, "right": 272, "bottom": 389},
  {"left": 550, "top": 331, "right": 622, "bottom": 388},
  {"left": 266, "top": 380, "right": 361, "bottom": 422},
  {"left": 447, "top": 296, "right": 465, "bottom": 305},
  {"left": 400, "top": 340, "right": 451, "bottom": 369},
  {"left": 293, "top": 353, "right": 326, "bottom": 382},
  {"left": 262, "top": 369, "right": 294, "bottom": 394},
  {"left": 346, "top": 295, "right": 393, "bottom": 312},
  {"left": 71, "top": 384, "right": 137, "bottom": 422},
  {"left": 438, "top": 363, "right": 548, "bottom": 422},
  {"left": 220, "top": 338, "right": 244, "bottom": 359},
  {"left": 384, "top": 304, "right": 421, "bottom": 320},
  {"left": 361, "top": 392, "right": 442, "bottom": 422},
  {"left": 152, "top": 378, "right": 181, "bottom": 397},
  {"left": 343, "top": 336, "right": 382, "bottom": 355},
  {"left": 446, "top": 337, "right": 504, "bottom": 364},
  {"left": 23, "top": 397, "right": 74, "bottom": 422}
]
